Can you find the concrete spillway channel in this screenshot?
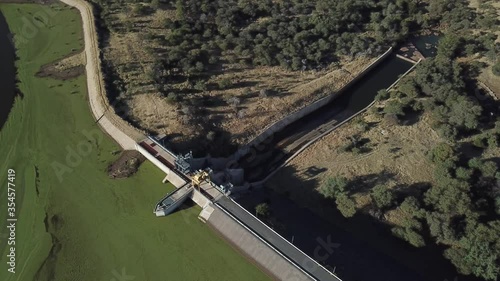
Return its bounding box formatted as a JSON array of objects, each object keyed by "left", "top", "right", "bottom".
[{"left": 235, "top": 53, "right": 416, "bottom": 183}]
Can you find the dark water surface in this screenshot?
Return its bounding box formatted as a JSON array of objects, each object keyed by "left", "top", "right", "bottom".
[{"left": 0, "top": 11, "right": 17, "bottom": 132}]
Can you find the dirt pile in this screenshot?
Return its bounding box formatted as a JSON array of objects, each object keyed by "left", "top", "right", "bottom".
[{"left": 107, "top": 150, "right": 145, "bottom": 179}]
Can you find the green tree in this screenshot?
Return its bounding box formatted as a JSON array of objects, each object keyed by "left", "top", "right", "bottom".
[
  {"left": 175, "top": 0, "right": 184, "bottom": 18},
  {"left": 444, "top": 222, "right": 500, "bottom": 280},
  {"left": 335, "top": 193, "right": 357, "bottom": 218},
  {"left": 429, "top": 143, "right": 458, "bottom": 168},
  {"left": 319, "top": 176, "right": 347, "bottom": 199},
  {"left": 448, "top": 96, "right": 482, "bottom": 130},
  {"left": 455, "top": 167, "right": 473, "bottom": 180},
  {"left": 437, "top": 33, "right": 461, "bottom": 59},
  {"left": 371, "top": 185, "right": 395, "bottom": 209},
  {"left": 480, "top": 161, "right": 498, "bottom": 178}
]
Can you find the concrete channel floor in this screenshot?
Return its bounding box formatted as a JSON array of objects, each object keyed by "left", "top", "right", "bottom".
[{"left": 216, "top": 196, "right": 342, "bottom": 281}]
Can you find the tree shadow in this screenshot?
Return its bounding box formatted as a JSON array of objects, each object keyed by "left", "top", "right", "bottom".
[
  {"left": 457, "top": 142, "right": 484, "bottom": 159},
  {"left": 346, "top": 170, "right": 397, "bottom": 194},
  {"left": 393, "top": 182, "right": 432, "bottom": 201},
  {"left": 234, "top": 165, "right": 476, "bottom": 281}
]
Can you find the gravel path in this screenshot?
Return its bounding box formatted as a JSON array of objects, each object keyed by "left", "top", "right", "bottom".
[{"left": 59, "top": 0, "right": 145, "bottom": 150}]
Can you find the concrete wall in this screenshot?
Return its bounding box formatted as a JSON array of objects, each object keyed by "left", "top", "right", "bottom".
[
  {"left": 232, "top": 48, "right": 393, "bottom": 162},
  {"left": 135, "top": 143, "right": 187, "bottom": 187},
  {"left": 191, "top": 189, "right": 211, "bottom": 208},
  {"left": 207, "top": 206, "right": 316, "bottom": 281}
]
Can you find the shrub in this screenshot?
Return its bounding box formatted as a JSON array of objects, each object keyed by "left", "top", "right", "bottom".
[
  {"left": 492, "top": 62, "right": 500, "bottom": 76},
  {"left": 384, "top": 100, "right": 405, "bottom": 116},
  {"left": 375, "top": 89, "right": 389, "bottom": 101},
  {"left": 353, "top": 117, "right": 369, "bottom": 132},
  {"left": 255, "top": 203, "right": 270, "bottom": 218},
  {"left": 166, "top": 92, "right": 180, "bottom": 104},
  {"left": 206, "top": 131, "right": 216, "bottom": 141},
  {"left": 392, "top": 227, "right": 426, "bottom": 247},
  {"left": 226, "top": 97, "right": 241, "bottom": 108},
  {"left": 194, "top": 80, "right": 207, "bottom": 91},
  {"left": 218, "top": 78, "right": 231, "bottom": 89},
  {"left": 131, "top": 4, "right": 147, "bottom": 15},
  {"left": 151, "top": 0, "right": 160, "bottom": 9}
]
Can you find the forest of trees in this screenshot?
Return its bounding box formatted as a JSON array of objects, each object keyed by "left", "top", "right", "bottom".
[
  {"left": 90, "top": 0, "right": 448, "bottom": 97},
  {"left": 322, "top": 9, "right": 500, "bottom": 280}
]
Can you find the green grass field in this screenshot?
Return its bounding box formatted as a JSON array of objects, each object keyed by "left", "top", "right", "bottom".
[{"left": 0, "top": 4, "right": 269, "bottom": 281}]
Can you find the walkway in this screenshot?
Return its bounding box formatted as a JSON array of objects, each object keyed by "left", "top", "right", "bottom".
[
  {"left": 59, "top": 0, "right": 144, "bottom": 150},
  {"left": 216, "top": 196, "right": 342, "bottom": 281}
]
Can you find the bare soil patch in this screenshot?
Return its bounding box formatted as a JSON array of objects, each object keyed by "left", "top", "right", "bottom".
[
  {"left": 107, "top": 150, "right": 145, "bottom": 179},
  {"left": 36, "top": 51, "right": 85, "bottom": 80}
]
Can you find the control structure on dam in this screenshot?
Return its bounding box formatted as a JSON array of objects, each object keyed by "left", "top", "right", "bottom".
[{"left": 136, "top": 135, "right": 342, "bottom": 281}]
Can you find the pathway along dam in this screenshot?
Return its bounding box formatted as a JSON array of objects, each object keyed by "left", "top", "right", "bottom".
[
  {"left": 0, "top": 12, "right": 17, "bottom": 132},
  {"left": 235, "top": 54, "right": 414, "bottom": 183}
]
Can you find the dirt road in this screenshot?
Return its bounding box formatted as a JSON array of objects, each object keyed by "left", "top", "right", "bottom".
[{"left": 59, "top": 0, "right": 144, "bottom": 150}]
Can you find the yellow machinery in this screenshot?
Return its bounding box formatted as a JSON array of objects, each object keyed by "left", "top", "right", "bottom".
[{"left": 192, "top": 170, "right": 210, "bottom": 190}]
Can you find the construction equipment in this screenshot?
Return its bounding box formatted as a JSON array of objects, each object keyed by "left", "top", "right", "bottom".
[{"left": 192, "top": 169, "right": 210, "bottom": 190}]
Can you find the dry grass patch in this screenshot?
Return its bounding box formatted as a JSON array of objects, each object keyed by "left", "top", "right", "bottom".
[
  {"left": 98, "top": 4, "right": 377, "bottom": 151},
  {"left": 269, "top": 110, "right": 441, "bottom": 216}
]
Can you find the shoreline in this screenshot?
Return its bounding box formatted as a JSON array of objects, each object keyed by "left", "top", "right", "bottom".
[{"left": 0, "top": 11, "right": 19, "bottom": 132}]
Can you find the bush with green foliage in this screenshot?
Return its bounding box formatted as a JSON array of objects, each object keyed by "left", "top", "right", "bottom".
[
  {"left": 255, "top": 203, "right": 270, "bottom": 218},
  {"left": 375, "top": 89, "right": 390, "bottom": 101},
  {"left": 218, "top": 78, "right": 231, "bottom": 90},
  {"left": 370, "top": 185, "right": 395, "bottom": 209},
  {"left": 335, "top": 193, "right": 357, "bottom": 218},
  {"left": 392, "top": 227, "right": 426, "bottom": 247},
  {"left": 492, "top": 62, "right": 500, "bottom": 76},
  {"left": 319, "top": 176, "right": 347, "bottom": 199}
]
